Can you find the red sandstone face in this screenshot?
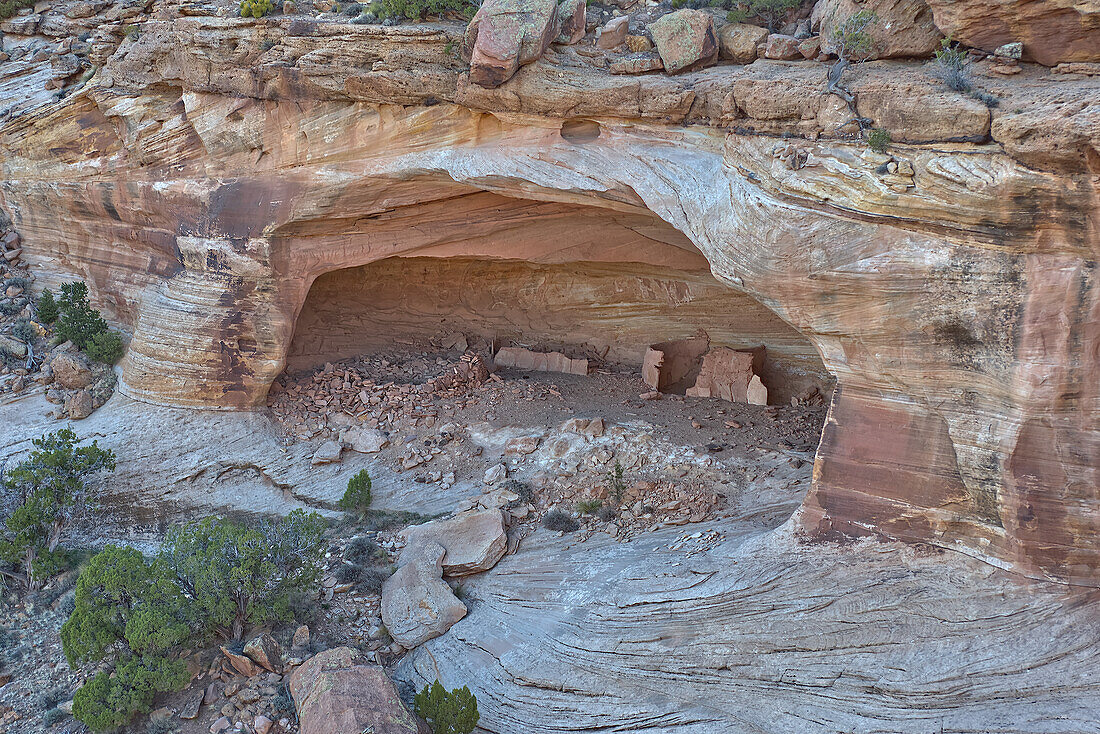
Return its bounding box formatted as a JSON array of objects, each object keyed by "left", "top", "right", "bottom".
[{"left": 1, "top": 17, "right": 1097, "bottom": 589}]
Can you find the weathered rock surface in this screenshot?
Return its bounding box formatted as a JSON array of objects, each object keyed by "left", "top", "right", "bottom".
[
  {"left": 399, "top": 509, "right": 507, "bottom": 577},
  {"left": 343, "top": 426, "right": 389, "bottom": 453},
  {"left": 396, "top": 503, "right": 1100, "bottom": 733},
  {"left": 464, "top": 0, "right": 585, "bottom": 87},
  {"left": 813, "top": 0, "right": 942, "bottom": 59},
  {"left": 50, "top": 352, "right": 92, "bottom": 389},
  {"left": 925, "top": 0, "right": 1100, "bottom": 65},
  {"left": 649, "top": 9, "right": 719, "bottom": 74},
  {"left": 718, "top": 23, "right": 768, "bottom": 64},
  {"left": 381, "top": 540, "right": 467, "bottom": 647},
  {"left": 289, "top": 647, "right": 419, "bottom": 734},
  {"left": 243, "top": 633, "right": 282, "bottom": 673}
]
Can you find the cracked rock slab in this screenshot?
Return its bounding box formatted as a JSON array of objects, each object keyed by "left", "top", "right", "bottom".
[
  {"left": 382, "top": 540, "right": 467, "bottom": 648},
  {"left": 399, "top": 508, "right": 507, "bottom": 577}
]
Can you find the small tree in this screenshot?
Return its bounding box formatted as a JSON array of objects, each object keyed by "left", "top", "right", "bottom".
[
  {"left": 339, "top": 469, "right": 372, "bottom": 520},
  {"left": 61, "top": 546, "right": 190, "bottom": 731},
  {"left": 934, "top": 35, "right": 970, "bottom": 92},
  {"left": 159, "top": 510, "right": 326, "bottom": 641},
  {"left": 606, "top": 461, "right": 625, "bottom": 506},
  {"left": 748, "top": 0, "right": 801, "bottom": 32},
  {"left": 57, "top": 282, "right": 109, "bottom": 350},
  {"left": 36, "top": 289, "right": 59, "bottom": 325},
  {"left": 0, "top": 429, "right": 116, "bottom": 591},
  {"left": 823, "top": 10, "right": 876, "bottom": 127},
  {"left": 85, "top": 329, "right": 125, "bottom": 365},
  {"left": 414, "top": 681, "right": 479, "bottom": 734}
]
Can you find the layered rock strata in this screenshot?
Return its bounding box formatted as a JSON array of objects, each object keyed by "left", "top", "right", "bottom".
[{"left": 0, "top": 12, "right": 1097, "bottom": 588}]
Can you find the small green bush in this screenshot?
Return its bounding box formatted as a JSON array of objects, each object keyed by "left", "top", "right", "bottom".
[
  {"left": 85, "top": 329, "right": 124, "bottom": 364},
  {"left": 339, "top": 470, "right": 372, "bottom": 519},
  {"left": 606, "top": 461, "right": 626, "bottom": 506},
  {"left": 345, "top": 536, "right": 385, "bottom": 565},
  {"left": 12, "top": 318, "right": 35, "bottom": 344},
  {"left": 575, "top": 499, "right": 603, "bottom": 515},
  {"left": 72, "top": 657, "right": 189, "bottom": 732},
  {"left": 414, "top": 681, "right": 479, "bottom": 734},
  {"left": 36, "top": 289, "right": 58, "bottom": 324},
  {"left": 43, "top": 707, "right": 67, "bottom": 727},
  {"left": 0, "top": 0, "right": 34, "bottom": 20},
  {"left": 867, "top": 127, "right": 890, "bottom": 154},
  {"left": 0, "top": 301, "right": 23, "bottom": 316},
  {"left": 56, "top": 282, "right": 109, "bottom": 350},
  {"left": 38, "top": 685, "right": 69, "bottom": 710},
  {"left": 62, "top": 545, "right": 190, "bottom": 731},
  {"left": 240, "top": 0, "right": 274, "bottom": 17},
  {"left": 832, "top": 9, "right": 876, "bottom": 62},
  {"left": 374, "top": 0, "right": 480, "bottom": 21},
  {"left": 542, "top": 509, "right": 579, "bottom": 533}
]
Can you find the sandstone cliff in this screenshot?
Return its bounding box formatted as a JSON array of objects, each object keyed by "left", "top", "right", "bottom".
[{"left": 0, "top": 0, "right": 1097, "bottom": 591}]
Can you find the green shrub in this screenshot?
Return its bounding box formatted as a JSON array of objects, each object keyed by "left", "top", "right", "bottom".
[
  {"left": 11, "top": 318, "right": 35, "bottom": 344},
  {"left": 867, "top": 127, "right": 890, "bottom": 153},
  {"left": 414, "top": 681, "right": 479, "bottom": 734},
  {"left": 0, "top": 429, "right": 116, "bottom": 592},
  {"left": 158, "top": 510, "right": 326, "bottom": 641},
  {"left": 542, "top": 509, "right": 579, "bottom": 533},
  {"left": 61, "top": 546, "right": 190, "bottom": 732},
  {"left": 575, "top": 499, "right": 602, "bottom": 515},
  {"left": 43, "top": 707, "right": 67, "bottom": 727},
  {"left": 339, "top": 470, "right": 372, "bottom": 519},
  {"left": 0, "top": 301, "right": 23, "bottom": 316},
  {"left": 56, "top": 282, "right": 110, "bottom": 350},
  {"left": 0, "top": 0, "right": 34, "bottom": 20},
  {"left": 72, "top": 657, "right": 188, "bottom": 732},
  {"left": 344, "top": 536, "right": 385, "bottom": 565},
  {"left": 85, "top": 329, "right": 124, "bottom": 364},
  {"left": 38, "top": 685, "right": 69, "bottom": 710},
  {"left": 374, "top": 0, "right": 480, "bottom": 21},
  {"left": 934, "top": 35, "right": 970, "bottom": 90},
  {"left": 606, "top": 461, "right": 625, "bottom": 506},
  {"left": 240, "top": 0, "right": 274, "bottom": 16}
]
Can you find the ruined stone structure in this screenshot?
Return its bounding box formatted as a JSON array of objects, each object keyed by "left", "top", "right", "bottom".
[{"left": 1, "top": 8, "right": 1097, "bottom": 593}]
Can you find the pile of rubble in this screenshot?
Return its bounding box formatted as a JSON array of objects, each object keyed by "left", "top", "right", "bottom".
[{"left": 267, "top": 351, "right": 492, "bottom": 440}]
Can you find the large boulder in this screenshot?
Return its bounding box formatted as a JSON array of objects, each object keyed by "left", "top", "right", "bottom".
[
  {"left": 64, "top": 389, "right": 95, "bottom": 420},
  {"left": 649, "top": 9, "right": 719, "bottom": 74},
  {"left": 399, "top": 508, "right": 507, "bottom": 577},
  {"left": 813, "top": 0, "right": 943, "bottom": 59},
  {"left": 382, "top": 541, "right": 467, "bottom": 648},
  {"left": 464, "top": 0, "right": 586, "bottom": 88},
  {"left": 923, "top": 0, "right": 1100, "bottom": 65},
  {"left": 51, "top": 352, "right": 92, "bottom": 389},
  {"left": 718, "top": 22, "right": 769, "bottom": 64},
  {"left": 288, "top": 647, "right": 419, "bottom": 734}
]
